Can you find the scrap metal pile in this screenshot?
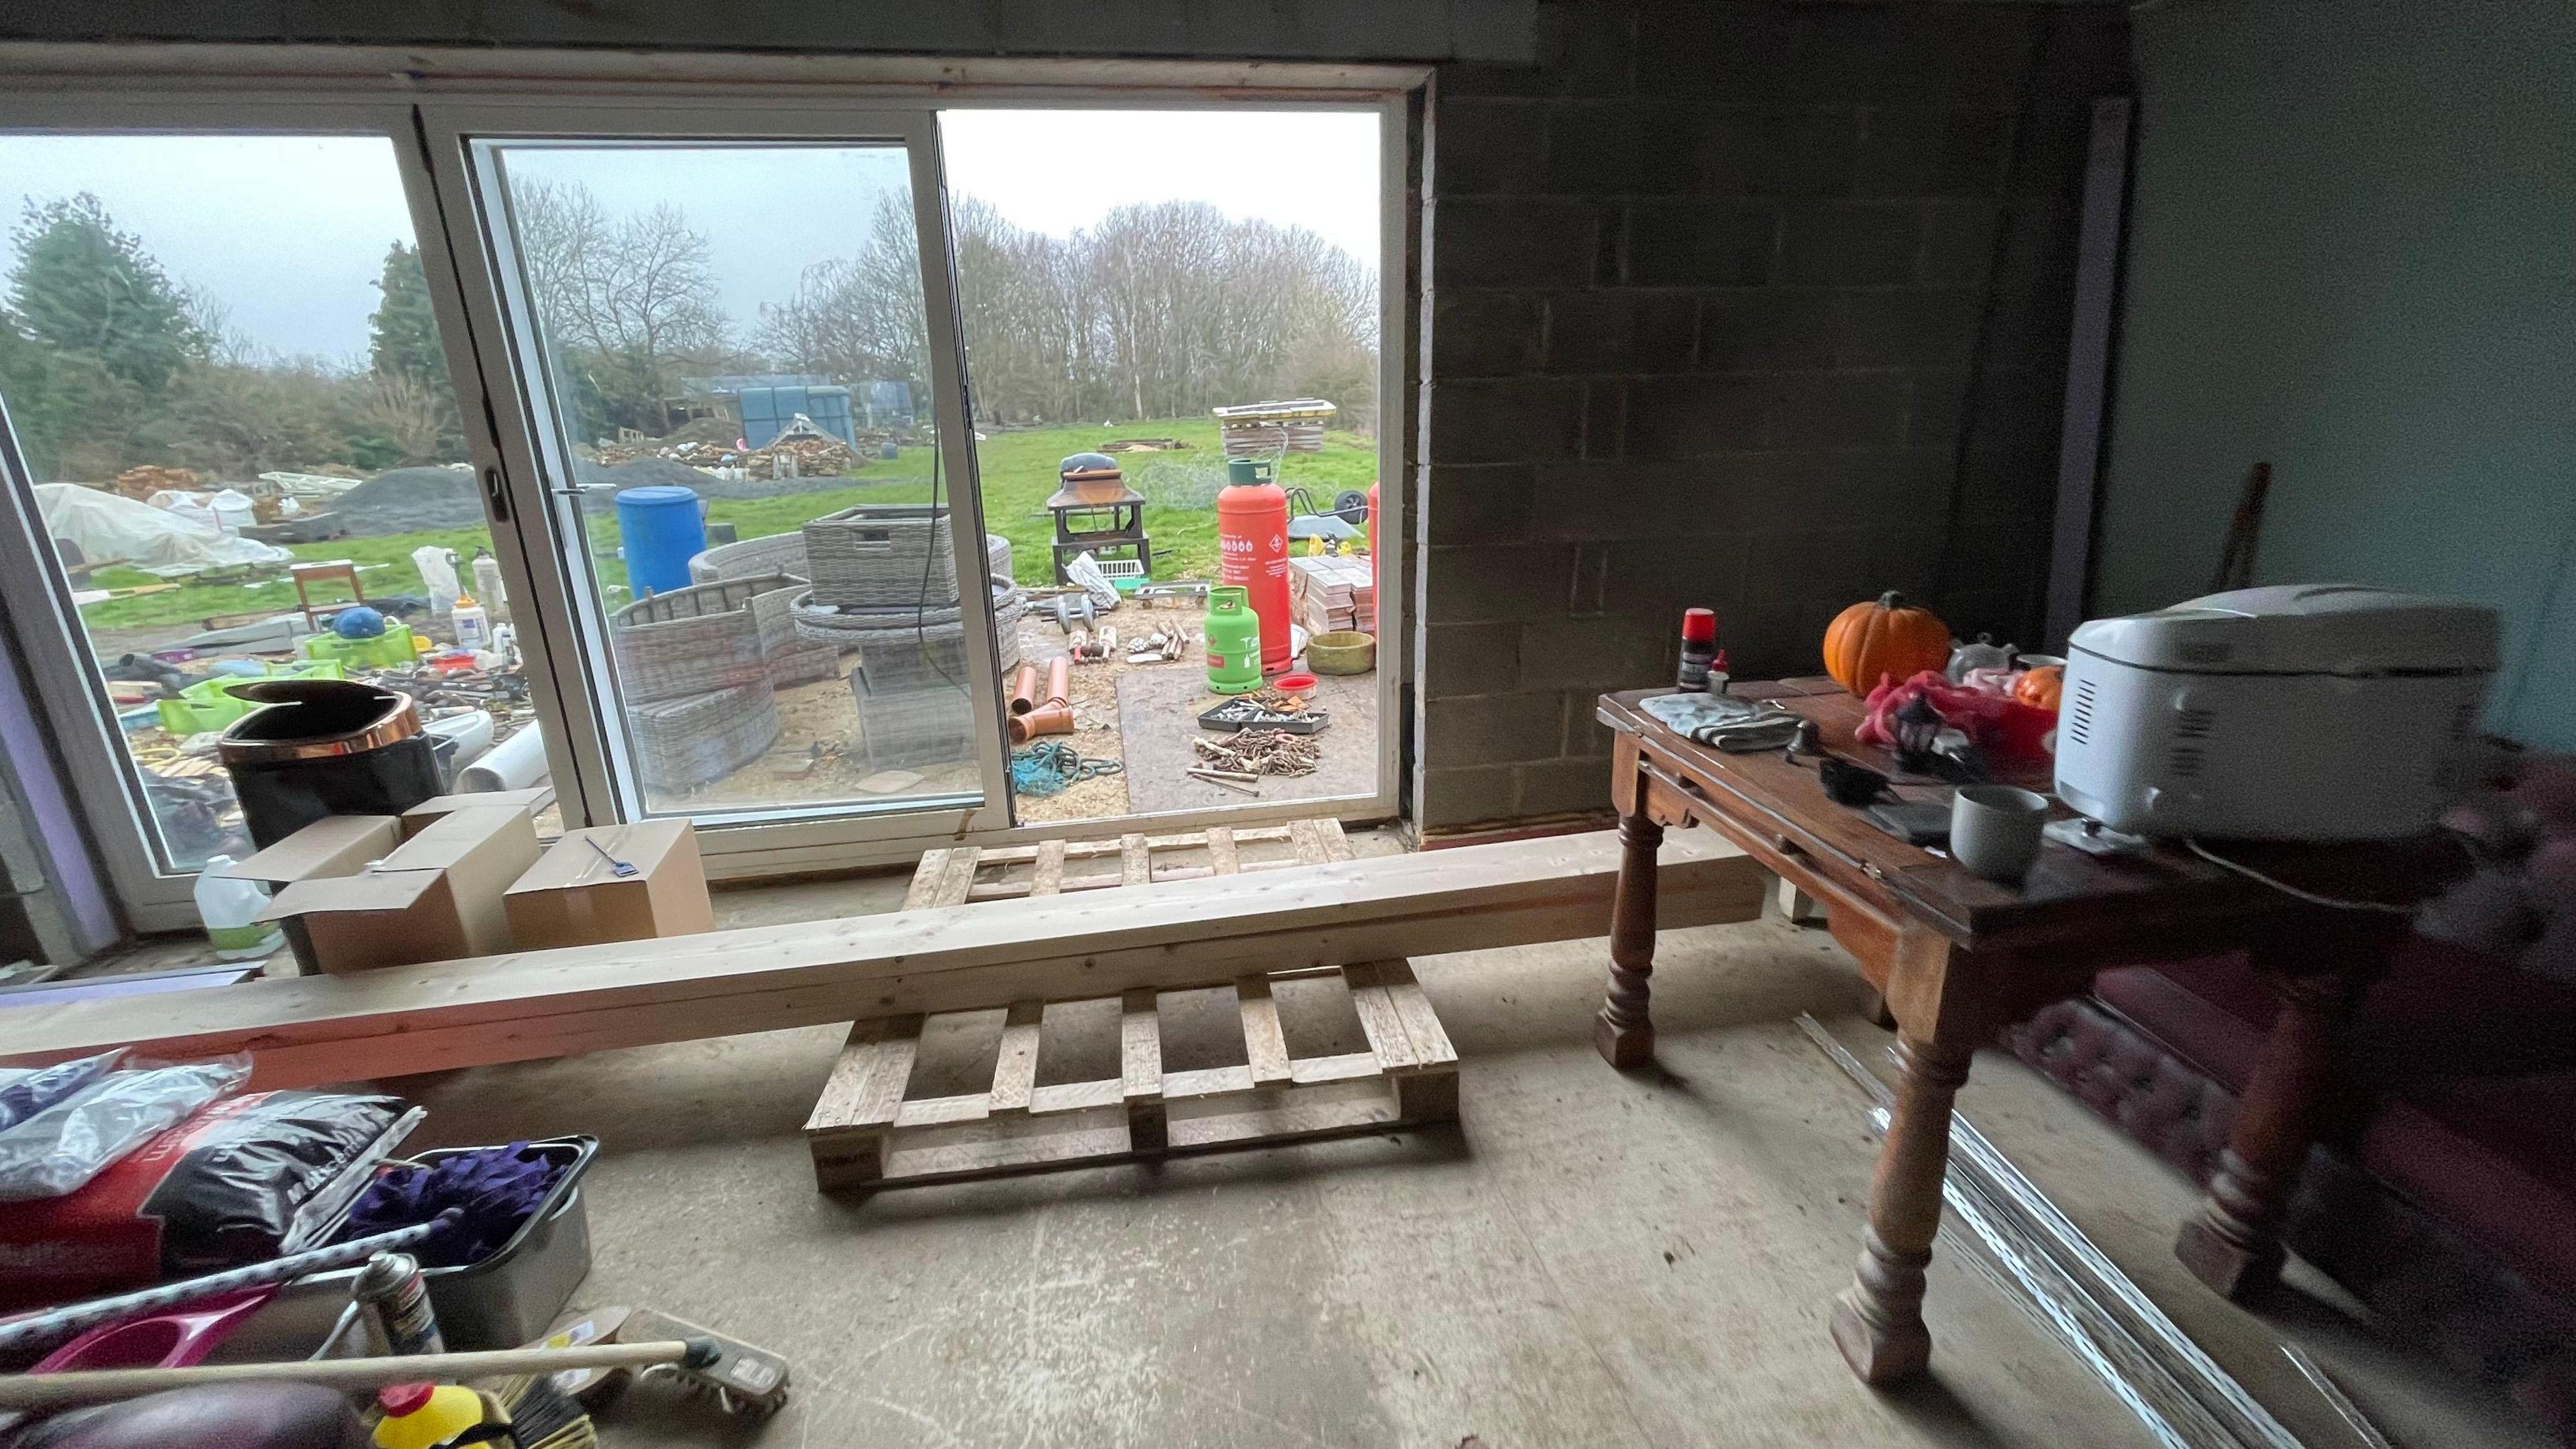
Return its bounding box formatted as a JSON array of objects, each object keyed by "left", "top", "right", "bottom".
[{"left": 1192, "top": 728, "right": 1320, "bottom": 778}]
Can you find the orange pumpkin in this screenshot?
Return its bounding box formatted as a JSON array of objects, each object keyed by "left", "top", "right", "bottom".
[
  {"left": 1823, "top": 591, "right": 1953, "bottom": 696},
  {"left": 2014, "top": 665, "right": 2065, "bottom": 712}
]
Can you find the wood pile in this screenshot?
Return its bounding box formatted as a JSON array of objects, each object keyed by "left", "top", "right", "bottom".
[
  {"left": 113, "top": 465, "right": 201, "bottom": 500},
  {"left": 1290, "top": 553, "right": 1376, "bottom": 635},
  {"left": 1213, "top": 398, "right": 1336, "bottom": 457},
  {"left": 1193, "top": 729, "right": 1320, "bottom": 777}
]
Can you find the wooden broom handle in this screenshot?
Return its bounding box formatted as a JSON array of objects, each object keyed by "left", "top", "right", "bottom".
[{"left": 0, "top": 1338, "right": 708, "bottom": 1410}]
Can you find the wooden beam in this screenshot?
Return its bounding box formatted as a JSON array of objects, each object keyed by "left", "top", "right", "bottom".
[{"left": 0, "top": 830, "right": 1761, "bottom": 1089}]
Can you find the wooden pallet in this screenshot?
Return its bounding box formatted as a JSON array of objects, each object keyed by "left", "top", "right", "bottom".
[
  {"left": 902, "top": 817, "right": 1354, "bottom": 907},
  {"left": 808, "top": 817, "right": 1457, "bottom": 1190}
]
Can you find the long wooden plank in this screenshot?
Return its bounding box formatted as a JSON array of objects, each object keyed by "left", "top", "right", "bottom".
[
  {"left": 801, "top": 1014, "right": 922, "bottom": 1135},
  {"left": 902, "top": 851, "right": 952, "bottom": 911},
  {"left": 0, "top": 830, "right": 1761, "bottom": 1089},
  {"left": 1236, "top": 976, "right": 1292, "bottom": 1085},
  {"left": 1030, "top": 839, "right": 1068, "bottom": 898},
  {"left": 988, "top": 999, "right": 1043, "bottom": 1114},
  {"left": 930, "top": 848, "right": 981, "bottom": 908}
]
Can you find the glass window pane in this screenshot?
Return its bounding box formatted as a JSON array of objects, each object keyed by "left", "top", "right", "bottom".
[
  {"left": 477, "top": 141, "right": 984, "bottom": 819},
  {"left": 0, "top": 135, "right": 505, "bottom": 873},
  {"left": 938, "top": 109, "right": 1385, "bottom": 825}
]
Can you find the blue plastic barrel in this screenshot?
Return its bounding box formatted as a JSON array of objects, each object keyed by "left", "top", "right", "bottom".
[{"left": 615, "top": 486, "right": 705, "bottom": 596}]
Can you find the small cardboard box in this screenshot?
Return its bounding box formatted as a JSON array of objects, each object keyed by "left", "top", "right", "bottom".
[
  {"left": 504, "top": 820, "right": 714, "bottom": 952},
  {"left": 398, "top": 788, "right": 555, "bottom": 840},
  {"left": 262, "top": 805, "right": 540, "bottom": 973},
  {"left": 219, "top": 815, "right": 403, "bottom": 975},
  {"left": 221, "top": 815, "right": 402, "bottom": 888}
]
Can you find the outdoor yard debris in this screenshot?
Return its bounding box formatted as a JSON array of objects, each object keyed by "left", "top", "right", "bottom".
[{"left": 1193, "top": 728, "right": 1320, "bottom": 777}]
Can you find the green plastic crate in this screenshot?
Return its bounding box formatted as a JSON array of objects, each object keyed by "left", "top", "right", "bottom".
[
  {"left": 155, "top": 661, "right": 348, "bottom": 736},
  {"left": 299, "top": 623, "right": 420, "bottom": 670}
]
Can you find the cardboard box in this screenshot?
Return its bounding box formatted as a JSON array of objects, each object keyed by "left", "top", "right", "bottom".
[
  {"left": 398, "top": 788, "right": 555, "bottom": 840},
  {"left": 504, "top": 820, "right": 714, "bottom": 952},
  {"left": 218, "top": 815, "right": 403, "bottom": 975},
  {"left": 221, "top": 815, "right": 401, "bottom": 888},
  {"left": 262, "top": 805, "right": 540, "bottom": 973}
]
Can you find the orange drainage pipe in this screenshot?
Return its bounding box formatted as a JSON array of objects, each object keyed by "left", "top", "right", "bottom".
[
  {"left": 1008, "top": 663, "right": 1039, "bottom": 715},
  {"left": 1009, "top": 701, "right": 1073, "bottom": 744},
  {"left": 1044, "top": 655, "right": 1071, "bottom": 708}
]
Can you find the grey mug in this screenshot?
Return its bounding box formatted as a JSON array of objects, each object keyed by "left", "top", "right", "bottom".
[{"left": 1950, "top": 785, "right": 2050, "bottom": 883}]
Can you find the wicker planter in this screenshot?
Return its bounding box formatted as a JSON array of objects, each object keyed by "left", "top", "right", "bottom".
[
  {"left": 790, "top": 586, "right": 1025, "bottom": 688},
  {"left": 694, "top": 530, "right": 1014, "bottom": 590},
  {"left": 802, "top": 505, "right": 958, "bottom": 608},
  {"left": 850, "top": 673, "right": 977, "bottom": 773},
  {"left": 608, "top": 580, "right": 772, "bottom": 705},
  {"left": 628, "top": 682, "right": 779, "bottom": 792}
]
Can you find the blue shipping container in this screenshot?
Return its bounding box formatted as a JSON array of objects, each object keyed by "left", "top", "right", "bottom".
[{"left": 739, "top": 385, "right": 856, "bottom": 448}]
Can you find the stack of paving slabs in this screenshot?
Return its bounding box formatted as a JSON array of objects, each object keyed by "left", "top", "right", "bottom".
[{"left": 1290, "top": 553, "right": 1376, "bottom": 635}]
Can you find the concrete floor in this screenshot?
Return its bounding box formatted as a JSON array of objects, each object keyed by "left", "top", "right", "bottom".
[{"left": 373, "top": 881, "right": 2548, "bottom": 1449}]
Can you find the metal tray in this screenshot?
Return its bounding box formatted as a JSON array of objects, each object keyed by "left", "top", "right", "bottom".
[{"left": 212, "top": 1135, "right": 598, "bottom": 1359}]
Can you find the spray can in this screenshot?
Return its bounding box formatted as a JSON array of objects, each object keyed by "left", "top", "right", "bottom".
[
  {"left": 470, "top": 547, "right": 506, "bottom": 620},
  {"left": 354, "top": 1251, "right": 445, "bottom": 1356},
  {"left": 1677, "top": 608, "right": 1719, "bottom": 690}
]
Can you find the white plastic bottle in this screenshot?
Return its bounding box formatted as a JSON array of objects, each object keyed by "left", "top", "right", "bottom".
[
  {"left": 451, "top": 594, "right": 490, "bottom": 651},
  {"left": 195, "top": 856, "right": 284, "bottom": 961}
]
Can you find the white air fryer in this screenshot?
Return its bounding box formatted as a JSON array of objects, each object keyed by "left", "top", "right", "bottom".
[{"left": 2053, "top": 584, "right": 2498, "bottom": 841}]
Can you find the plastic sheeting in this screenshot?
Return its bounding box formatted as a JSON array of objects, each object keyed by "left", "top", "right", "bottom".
[{"left": 34, "top": 483, "right": 292, "bottom": 578}]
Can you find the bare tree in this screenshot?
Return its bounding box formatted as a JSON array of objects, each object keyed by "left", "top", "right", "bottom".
[{"left": 510, "top": 180, "right": 726, "bottom": 433}]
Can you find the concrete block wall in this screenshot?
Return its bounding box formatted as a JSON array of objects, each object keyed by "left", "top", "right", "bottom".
[{"left": 1413, "top": 0, "right": 2131, "bottom": 831}]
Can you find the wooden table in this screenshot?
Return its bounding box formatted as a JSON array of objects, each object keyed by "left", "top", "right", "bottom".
[{"left": 1593, "top": 680, "right": 2461, "bottom": 1385}]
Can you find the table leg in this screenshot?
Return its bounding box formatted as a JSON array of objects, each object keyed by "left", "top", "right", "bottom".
[
  {"left": 1593, "top": 809, "right": 1664, "bottom": 1069},
  {"left": 1830, "top": 1034, "right": 1975, "bottom": 1384},
  {"left": 2174, "top": 966, "right": 2363, "bottom": 1297}
]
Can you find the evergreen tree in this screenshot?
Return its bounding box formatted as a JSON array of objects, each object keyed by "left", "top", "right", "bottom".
[
  {"left": 368, "top": 241, "right": 446, "bottom": 383},
  {"left": 7, "top": 193, "right": 204, "bottom": 392}
]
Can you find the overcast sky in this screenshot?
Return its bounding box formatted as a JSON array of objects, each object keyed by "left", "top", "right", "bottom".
[{"left": 0, "top": 109, "right": 1379, "bottom": 364}]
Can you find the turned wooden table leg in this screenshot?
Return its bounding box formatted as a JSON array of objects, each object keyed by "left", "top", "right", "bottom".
[
  {"left": 1593, "top": 808, "right": 1664, "bottom": 1069},
  {"left": 2175, "top": 967, "right": 2363, "bottom": 1297},
  {"left": 1831, "top": 1035, "right": 1975, "bottom": 1384}
]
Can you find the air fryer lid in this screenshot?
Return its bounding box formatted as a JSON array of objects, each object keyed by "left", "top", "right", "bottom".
[
  {"left": 217, "top": 680, "right": 422, "bottom": 764},
  {"left": 2070, "top": 584, "right": 2499, "bottom": 676}
]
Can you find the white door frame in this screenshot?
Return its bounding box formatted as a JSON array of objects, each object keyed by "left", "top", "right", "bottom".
[
  {"left": 411, "top": 98, "right": 1016, "bottom": 854},
  {"left": 0, "top": 68, "right": 1416, "bottom": 900}
]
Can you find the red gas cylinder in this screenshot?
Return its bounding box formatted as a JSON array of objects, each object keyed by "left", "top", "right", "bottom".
[{"left": 1218, "top": 458, "right": 1291, "bottom": 674}]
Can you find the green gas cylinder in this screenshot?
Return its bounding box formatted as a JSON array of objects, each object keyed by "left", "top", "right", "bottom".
[{"left": 1204, "top": 585, "right": 1263, "bottom": 694}]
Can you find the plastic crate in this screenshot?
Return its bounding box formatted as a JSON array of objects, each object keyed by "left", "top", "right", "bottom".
[
  {"left": 155, "top": 661, "right": 348, "bottom": 735},
  {"left": 299, "top": 624, "right": 420, "bottom": 671}
]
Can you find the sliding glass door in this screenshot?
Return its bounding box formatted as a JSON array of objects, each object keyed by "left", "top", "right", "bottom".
[{"left": 415, "top": 103, "right": 1013, "bottom": 863}]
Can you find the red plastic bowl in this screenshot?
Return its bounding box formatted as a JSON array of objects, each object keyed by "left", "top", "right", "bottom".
[{"left": 1274, "top": 672, "right": 1320, "bottom": 694}]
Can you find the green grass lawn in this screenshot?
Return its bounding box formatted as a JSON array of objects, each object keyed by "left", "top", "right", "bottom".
[{"left": 72, "top": 419, "right": 1380, "bottom": 639}]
